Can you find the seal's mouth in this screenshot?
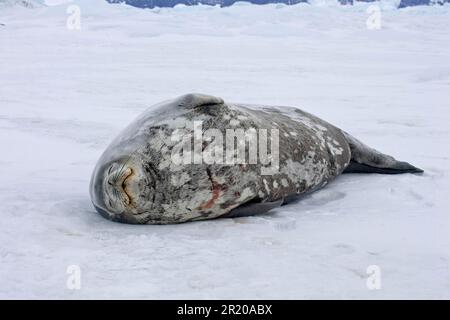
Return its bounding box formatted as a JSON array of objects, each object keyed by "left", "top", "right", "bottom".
[
  {"left": 104, "top": 163, "right": 137, "bottom": 212},
  {"left": 120, "top": 168, "right": 135, "bottom": 205}
]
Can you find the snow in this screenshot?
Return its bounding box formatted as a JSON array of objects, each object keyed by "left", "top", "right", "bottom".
[{"left": 1, "top": 0, "right": 450, "bottom": 299}]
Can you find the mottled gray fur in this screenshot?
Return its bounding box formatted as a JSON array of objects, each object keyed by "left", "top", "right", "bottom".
[{"left": 90, "top": 93, "right": 422, "bottom": 224}]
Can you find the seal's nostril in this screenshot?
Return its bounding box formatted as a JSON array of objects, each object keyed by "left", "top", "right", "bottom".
[
  {"left": 108, "top": 166, "right": 132, "bottom": 186},
  {"left": 119, "top": 168, "right": 132, "bottom": 186},
  {"left": 122, "top": 168, "right": 132, "bottom": 180}
]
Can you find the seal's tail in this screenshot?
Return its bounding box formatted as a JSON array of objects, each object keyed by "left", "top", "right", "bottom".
[{"left": 342, "top": 131, "right": 423, "bottom": 174}]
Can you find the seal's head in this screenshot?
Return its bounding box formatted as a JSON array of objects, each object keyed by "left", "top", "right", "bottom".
[{"left": 90, "top": 153, "right": 152, "bottom": 224}]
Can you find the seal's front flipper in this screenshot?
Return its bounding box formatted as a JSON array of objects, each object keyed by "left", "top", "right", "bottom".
[
  {"left": 342, "top": 131, "right": 424, "bottom": 174},
  {"left": 175, "top": 93, "right": 224, "bottom": 109},
  {"left": 223, "top": 199, "right": 284, "bottom": 218}
]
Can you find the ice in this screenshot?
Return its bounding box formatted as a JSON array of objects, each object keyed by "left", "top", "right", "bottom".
[{"left": 0, "top": 0, "right": 449, "bottom": 299}]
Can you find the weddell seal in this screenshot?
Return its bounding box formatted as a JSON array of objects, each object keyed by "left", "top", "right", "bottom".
[{"left": 90, "top": 93, "right": 423, "bottom": 224}]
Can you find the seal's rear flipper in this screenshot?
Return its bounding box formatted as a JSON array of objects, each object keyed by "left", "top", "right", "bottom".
[
  {"left": 344, "top": 160, "right": 423, "bottom": 174},
  {"left": 342, "top": 131, "right": 424, "bottom": 175}
]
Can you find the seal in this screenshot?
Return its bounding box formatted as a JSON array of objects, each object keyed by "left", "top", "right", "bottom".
[{"left": 90, "top": 93, "right": 423, "bottom": 224}]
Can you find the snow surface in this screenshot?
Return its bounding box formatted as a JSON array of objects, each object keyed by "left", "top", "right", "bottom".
[{"left": 1, "top": 0, "right": 450, "bottom": 299}]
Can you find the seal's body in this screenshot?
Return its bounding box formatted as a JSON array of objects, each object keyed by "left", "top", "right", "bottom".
[{"left": 90, "top": 94, "right": 422, "bottom": 224}]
